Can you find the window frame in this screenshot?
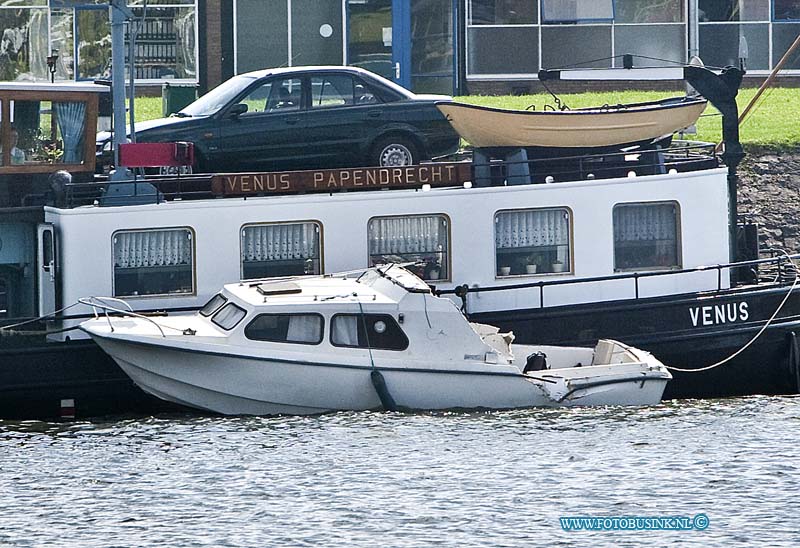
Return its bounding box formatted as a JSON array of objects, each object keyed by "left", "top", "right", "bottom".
[
  {"left": 244, "top": 312, "right": 325, "bottom": 345},
  {"left": 200, "top": 293, "right": 228, "bottom": 317},
  {"left": 367, "top": 213, "right": 452, "bottom": 283},
  {"left": 330, "top": 313, "right": 409, "bottom": 351},
  {"left": 612, "top": 200, "right": 682, "bottom": 272},
  {"left": 494, "top": 206, "right": 574, "bottom": 279},
  {"left": 541, "top": 0, "right": 615, "bottom": 24},
  {"left": 239, "top": 220, "right": 324, "bottom": 281},
  {"left": 0, "top": 90, "right": 99, "bottom": 175},
  {"left": 211, "top": 302, "right": 248, "bottom": 331},
  {"left": 111, "top": 226, "right": 196, "bottom": 298}
]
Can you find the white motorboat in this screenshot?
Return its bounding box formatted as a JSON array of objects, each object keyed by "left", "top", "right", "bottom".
[{"left": 81, "top": 266, "right": 670, "bottom": 415}]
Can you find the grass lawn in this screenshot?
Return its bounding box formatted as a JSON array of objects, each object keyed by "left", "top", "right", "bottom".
[{"left": 130, "top": 86, "right": 800, "bottom": 148}]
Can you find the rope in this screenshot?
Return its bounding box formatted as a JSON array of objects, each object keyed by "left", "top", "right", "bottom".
[
  {"left": 356, "top": 296, "right": 376, "bottom": 370},
  {"left": 0, "top": 325, "right": 82, "bottom": 337},
  {"left": 0, "top": 302, "right": 83, "bottom": 332},
  {"left": 666, "top": 253, "right": 799, "bottom": 373}
]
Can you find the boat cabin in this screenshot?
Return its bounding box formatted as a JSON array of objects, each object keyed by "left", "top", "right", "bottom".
[
  {"left": 183, "top": 266, "right": 509, "bottom": 368},
  {"left": 0, "top": 82, "right": 107, "bottom": 323}
]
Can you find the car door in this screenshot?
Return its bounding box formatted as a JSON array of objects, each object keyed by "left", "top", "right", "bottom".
[
  {"left": 218, "top": 76, "right": 307, "bottom": 171},
  {"left": 302, "top": 72, "right": 374, "bottom": 167}
]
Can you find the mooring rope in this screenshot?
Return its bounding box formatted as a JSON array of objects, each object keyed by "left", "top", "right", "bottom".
[{"left": 666, "top": 252, "right": 799, "bottom": 373}]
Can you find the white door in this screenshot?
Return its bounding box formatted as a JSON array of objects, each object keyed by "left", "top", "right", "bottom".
[{"left": 37, "top": 223, "right": 56, "bottom": 318}]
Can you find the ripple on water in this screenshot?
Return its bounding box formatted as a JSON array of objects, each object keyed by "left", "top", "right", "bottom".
[{"left": 1, "top": 397, "right": 799, "bottom": 547}]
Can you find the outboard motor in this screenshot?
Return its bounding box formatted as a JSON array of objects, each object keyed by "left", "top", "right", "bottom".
[{"left": 524, "top": 352, "right": 548, "bottom": 373}]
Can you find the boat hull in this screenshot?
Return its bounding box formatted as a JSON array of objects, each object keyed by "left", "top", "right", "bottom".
[
  {"left": 436, "top": 98, "right": 707, "bottom": 148},
  {"left": 88, "top": 335, "right": 668, "bottom": 415}
]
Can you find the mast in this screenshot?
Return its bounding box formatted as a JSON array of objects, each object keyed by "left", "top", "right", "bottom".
[{"left": 109, "top": 0, "right": 134, "bottom": 182}]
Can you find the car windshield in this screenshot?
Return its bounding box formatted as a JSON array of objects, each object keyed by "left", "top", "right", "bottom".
[{"left": 178, "top": 74, "right": 258, "bottom": 117}]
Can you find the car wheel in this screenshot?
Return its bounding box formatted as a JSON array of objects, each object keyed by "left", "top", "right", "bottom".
[{"left": 372, "top": 136, "right": 419, "bottom": 167}]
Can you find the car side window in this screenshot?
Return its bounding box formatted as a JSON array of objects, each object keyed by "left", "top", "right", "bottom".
[
  {"left": 266, "top": 78, "right": 303, "bottom": 112},
  {"left": 238, "top": 81, "right": 273, "bottom": 115},
  {"left": 354, "top": 79, "right": 383, "bottom": 105},
  {"left": 310, "top": 75, "right": 355, "bottom": 108}
]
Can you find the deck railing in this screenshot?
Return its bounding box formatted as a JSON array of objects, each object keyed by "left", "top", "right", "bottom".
[
  {"left": 59, "top": 140, "right": 721, "bottom": 208},
  {"left": 436, "top": 251, "right": 799, "bottom": 312}
]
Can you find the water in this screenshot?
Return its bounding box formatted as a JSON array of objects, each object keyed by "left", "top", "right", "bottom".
[{"left": 1, "top": 397, "right": 799, "bottom": 548}]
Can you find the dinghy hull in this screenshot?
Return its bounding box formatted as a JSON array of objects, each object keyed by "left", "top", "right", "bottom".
[{"left": 436, "top": 97, "right": 707, "bottom": 148}]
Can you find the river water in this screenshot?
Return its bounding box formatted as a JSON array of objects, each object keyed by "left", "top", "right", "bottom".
[{"left": 1, "top": 396, "right": 798, "bottom": 548}]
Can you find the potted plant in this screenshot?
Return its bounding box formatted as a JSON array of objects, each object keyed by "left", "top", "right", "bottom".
[
  {"left": 525, "top": 254, "right": 540, "bottom": 274},
  {"left": 551, "top": 260, "right": 566, "bottom": 273}
]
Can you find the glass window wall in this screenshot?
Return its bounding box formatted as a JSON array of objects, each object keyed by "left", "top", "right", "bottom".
[
  {"left": 0, "top": 1, "right": 196, "bottom": 83},
  {"left": 698, "top": 1, "right": 800, "bottom": 71},
  {"left": 466, "top": 0, "right": 798, "bottom": 80}
]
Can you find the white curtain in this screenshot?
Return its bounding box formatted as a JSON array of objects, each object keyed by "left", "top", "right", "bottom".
[
  {"left": 54, "top": 101, "right": 87, "bottom": 164},
  {"left": 332, "top": 316, "right": 359, "bottom": 346},
  {"left": 495, "top": 209, "right": 569, "bottom": 249},
  {"left": 242, "top": 223, "right": 318, "bottom": 262},
  {"left": 614, "top": 204, "right": 677, "bottom": 243},
  {"left": 286, "top": 315, "right": 322, "bottom": 343},
  {"left": 114, "top": 229, "right": 192, "bottom": 268},
  {"left": 368, "top": 216, "right": 447, "bottom": 255}
]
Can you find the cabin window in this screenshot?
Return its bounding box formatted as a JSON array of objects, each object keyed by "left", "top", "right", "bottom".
[
  {"left": 200, "top": 293, "right": 228, "bottom": 317},
  {"left": 245, "top": 314, "right": 324, "bottom": 345},
  {"left": 211, "top": 303, "right": 247, "bottom": 331},
  {"left": 368, "top": 215, "right": 449, "bottom": 282},
  {"left": 112, "top": 228, "right": 194, "bottom": 297},
  {"left": 240, "top": 222, "right": 322, "bottom": 280},
  {"left": 331, "top": 314, "right": 409, "bottom": 351},
  {"left": 613, "top": 202, "right": 680, "bottom": 271},
  {"left": 4, "top": 100, "right": 88, "bottom": 166},
  {"left": 495, "top": 208, "right": 571, "bottom": 277}
]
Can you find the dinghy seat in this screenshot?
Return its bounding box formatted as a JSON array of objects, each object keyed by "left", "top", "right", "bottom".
[{"left": 591, "top": 339, "right": 637, "bottom": 365}]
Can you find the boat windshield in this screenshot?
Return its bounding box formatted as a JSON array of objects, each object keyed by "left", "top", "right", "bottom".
[
  {"left": 178, "top": 74, "right": 258, "bottom": 117},
  {"left": 200, "top": 293, "right": 227, "bottom": 317},
  {"left": 211, "top": 303, "right": 247, "bottom": 330}
]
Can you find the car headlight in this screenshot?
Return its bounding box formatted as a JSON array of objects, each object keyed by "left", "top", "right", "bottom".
[{"left": 102, "top": 141, "right": 112, "bottom": 152}]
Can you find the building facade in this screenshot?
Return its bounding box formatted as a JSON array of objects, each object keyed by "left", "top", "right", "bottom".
[{"left": 1, "top": 1, "right": 799, "bottom": 95}]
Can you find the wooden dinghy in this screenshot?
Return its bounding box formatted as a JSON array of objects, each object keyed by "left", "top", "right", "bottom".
[{"left": 436, "top": 96, "right": 707, "bottom": 148}]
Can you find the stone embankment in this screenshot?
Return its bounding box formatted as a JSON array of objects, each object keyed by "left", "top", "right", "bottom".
[{"left": 738, "top": 148, "right": 800, "bottom": 255}]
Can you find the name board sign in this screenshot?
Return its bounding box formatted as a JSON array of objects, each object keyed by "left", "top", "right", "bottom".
[{"left": 211, "top": 162, "right": 471, "bottom": 196}]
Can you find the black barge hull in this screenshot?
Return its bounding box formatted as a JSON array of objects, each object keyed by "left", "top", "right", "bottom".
[{"left": 0, "top": 337, "right": 177, "bottom": 420}]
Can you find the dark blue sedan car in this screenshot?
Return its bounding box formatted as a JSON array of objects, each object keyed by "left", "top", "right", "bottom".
[{"left": 97, "top": 66, "right": 460, "bottom": 173}]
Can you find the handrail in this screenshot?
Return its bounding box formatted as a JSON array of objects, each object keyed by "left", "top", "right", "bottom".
[
  {"left": 78, "top": 296, "right": 167, "bottom": 338},
  {"left": 437, "top": 252, "right": 800, "bottom": 310},
  {"left": 64, "top": 141, "right": 720, "bottom": 208}
]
